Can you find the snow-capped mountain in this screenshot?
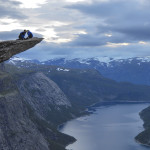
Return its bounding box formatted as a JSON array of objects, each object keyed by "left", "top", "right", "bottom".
[
  {"left": 7, "top": 56, "right": 150, "bottom": 85},
  {"left": 39, "top": 56, "right": 150, "bottom": 68}
]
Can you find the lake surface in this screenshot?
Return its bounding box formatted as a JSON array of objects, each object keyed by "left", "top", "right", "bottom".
[{"left": 60, "top": 102, "right": 150, "bottom": 150}]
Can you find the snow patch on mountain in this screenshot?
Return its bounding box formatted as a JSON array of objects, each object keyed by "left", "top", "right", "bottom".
[
  {"left": 136, "top": 56, "right": 150, "bottom": 62},
  {"left": 7, "top": 56, "right": 150, "bottom": 68},
  {"left": 56, "top": 68, "right": 70, "bottom": 72},
  {"left": 8, "top": 57, "right": 29, "bottom": 65}
]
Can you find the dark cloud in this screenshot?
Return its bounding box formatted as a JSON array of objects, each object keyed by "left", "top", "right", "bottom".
[
  {"left": 0, "top": 0, "right": 26, "bottom": 19},
  {"left": 67, "top": 34, "right": 107, "bottom": 47},
  {"left": 0, "top": 30, "right": 20, "bottom": 40},
  {"left": 17, "top": 41, "right": 150, "bottom": 61},
  {"left": 66, "top": 0, "right": 150, "bottom": 45},
  {"left": 114, "top": 26, "right": 150, "bottom": 41}
]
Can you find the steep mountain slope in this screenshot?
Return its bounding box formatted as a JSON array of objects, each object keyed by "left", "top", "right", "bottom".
[
  {"left": 17, "top": 72, "right": 74, "bottom": 125},
  {"left": 6, "top": 62, "right": 150, "bottom": 109},
  {"left": 0, "top": 70, "right": 75, "bottom": 150},
  {"left": 46, "top": 68, "right": 150, "bottom": 107},
  {"left": 0, "top": 71, "right": 49, "bottom": 150}
]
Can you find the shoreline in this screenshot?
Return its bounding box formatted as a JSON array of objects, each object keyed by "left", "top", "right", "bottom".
[
  {"left": 58, "top": 100, "right": 150, "bottom": 149},
  {"left": 135, "top": 139, "right": 150, "bottom": 147},
  {"left": 135, "top": 105, "right": 150, "bottom": 147}
]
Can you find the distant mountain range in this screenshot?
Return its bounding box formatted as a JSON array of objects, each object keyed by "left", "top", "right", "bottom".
[{"left": 8, "top": 56, "right": 150, "bottom": 85}]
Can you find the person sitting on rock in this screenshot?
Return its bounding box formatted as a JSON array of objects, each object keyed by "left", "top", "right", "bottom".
[
  {"left": 18, "top": 30, "right": 26, "bottom": 40},
  {"left": 26, "top": 30, "right": 33, "bottom": 39}
]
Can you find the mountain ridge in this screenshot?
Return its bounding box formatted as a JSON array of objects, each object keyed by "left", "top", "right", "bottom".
[{"left": 10, "top": 56, "right": 150, "bottom": 86}]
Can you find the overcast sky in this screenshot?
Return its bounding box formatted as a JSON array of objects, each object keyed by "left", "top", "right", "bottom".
[{"left": 1, "top": 0, "right": 150, "bottom": 60}]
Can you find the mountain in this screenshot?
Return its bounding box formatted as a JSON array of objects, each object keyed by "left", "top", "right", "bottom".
[
  {"left": 4, "top": 56, "right": 150, "bottom": 149},
  {"left": 0, "top": 68, "right": 75, "bottom": 150},
  {"left": 20, "top": 56, "right": 150, "bottom": 86},
  {"left": 6, "top": 61, "right": 150, "bottom": 107}
]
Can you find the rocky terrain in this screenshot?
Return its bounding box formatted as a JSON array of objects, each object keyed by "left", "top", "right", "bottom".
[{"left": 0, "top": 38, "right": 43, "bottom": 63}]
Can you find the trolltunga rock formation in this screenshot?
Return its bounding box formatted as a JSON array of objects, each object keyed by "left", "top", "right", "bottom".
[{"left": 0, "top": 37, "right": 43, "bottom": 63}]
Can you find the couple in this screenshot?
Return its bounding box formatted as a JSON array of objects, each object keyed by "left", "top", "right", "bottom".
[{"left": 18, "top": 30, "right": 33, "bottom": 40}]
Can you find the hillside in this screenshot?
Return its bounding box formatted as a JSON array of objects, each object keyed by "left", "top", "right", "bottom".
[
  {"left": 15, "top": 56, "right": 150, "bottom": 86},
  {"left": 3, "top": 57, "right": 150, "bottom": 149},
  {"left": 6, "top": 61, "right": 150, "bottom": 109},
  {"left": 0, "top": 69, "right": 75, "bottom": 150},
  {"left": 135, "top": 106, "right": 150, "bottom": 146}
]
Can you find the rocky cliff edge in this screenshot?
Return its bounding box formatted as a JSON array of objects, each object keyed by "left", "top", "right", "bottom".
[{"left": 0, "top": 37, "right": 43, "bottom": 63}]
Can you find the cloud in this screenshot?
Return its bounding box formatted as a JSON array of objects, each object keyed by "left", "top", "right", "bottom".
[
  {"left": 67, "top": 33, "right": 107, "bottom": 46},
  {"left": 0, "top": 0, "right": 26, "bottom": 19},
  {"left": 12, "top": 0, "right": 48, "bottom": 8},
  {"left": 2, "top": 0, "right": 150, "bottom": 60},
  {"left": 17, "top": 41, "right": 150, "bottom": 61},
  {"left": 66, "top": 0, "right": 150, "bottom": 44}
]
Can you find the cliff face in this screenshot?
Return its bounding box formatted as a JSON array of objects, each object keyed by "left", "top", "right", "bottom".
[
  {"left": 0, "top": 71, "right": 50, "bottom": 150},
  {"left": 17, "top": 72, "right": 72, "bottom": 124},
  {"left": 0, "top": 70, "right": 75, "bottom": 150},
  {"left": 0, "top": 39, "right": 76, "bottom": 150},
  {"left": 0, "top": 37, "right": 43, "bottom": 63}
]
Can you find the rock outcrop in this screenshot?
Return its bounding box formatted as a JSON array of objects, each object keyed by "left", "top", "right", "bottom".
[
  {"left": 0, "top": 37, "right": 43, "bottom": 63},
  {"left": 0, "top": 71, "right": 50, "bottom": 150},
  {"left": 17, "top": 72, "right": 71, "bottom": 124}
]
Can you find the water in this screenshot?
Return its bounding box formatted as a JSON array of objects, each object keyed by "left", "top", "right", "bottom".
[{"left": 60, "top": 102, "right": 150, "bottom": 150}]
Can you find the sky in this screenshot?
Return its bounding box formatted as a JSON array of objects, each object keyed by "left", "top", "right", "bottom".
[{"left": 1, "top": 0, "right": 150, "bottom": 60}]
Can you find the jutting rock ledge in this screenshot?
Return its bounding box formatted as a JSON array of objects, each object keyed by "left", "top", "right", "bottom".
[{"left": 0, "top": 37, "right": 43, "bottom": 63}]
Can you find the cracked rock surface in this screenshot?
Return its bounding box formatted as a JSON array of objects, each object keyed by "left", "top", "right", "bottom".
[{"left": 0, "top": 37, "right": 43, "bottom": 63}]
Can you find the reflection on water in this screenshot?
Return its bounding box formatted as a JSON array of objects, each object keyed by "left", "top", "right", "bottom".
[{"left": 60, "top": 102, "right": 150, "bottom": 150}]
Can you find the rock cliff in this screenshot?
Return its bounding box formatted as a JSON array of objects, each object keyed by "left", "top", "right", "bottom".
[
  {"left": 0, "top": 71, "right": 50, "bottom": 150},
  {"left": 0, "top": 39, "right": 76, "bottom": 150},
  {"left": 17, "top": 72, "right": 72, "bottom": 124},
  {"left": 0, "top": 37, "right": 43, "bottom": 63},
  {"left": 0, "top": 70, "right": 75, "bottom": 150}
]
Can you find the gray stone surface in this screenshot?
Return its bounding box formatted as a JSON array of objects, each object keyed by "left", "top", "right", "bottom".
[
  {"left": 18, "top": 72, "right": 71, "bottom": 120},
  {"left": 0, "top": 38, "right": 43, "bottom": 63},
  {"left": 0, "top": 72, "right": 50, "bottom": 150}
]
